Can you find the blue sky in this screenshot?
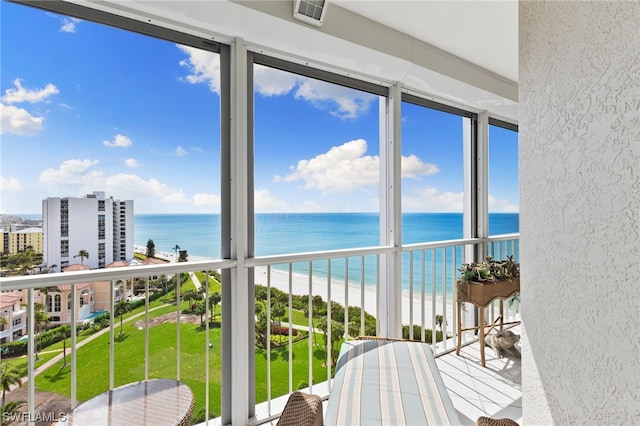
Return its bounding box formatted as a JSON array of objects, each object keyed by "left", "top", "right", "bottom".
[{"left": 0, "top": 3, "right": 518, "bottom": 215}]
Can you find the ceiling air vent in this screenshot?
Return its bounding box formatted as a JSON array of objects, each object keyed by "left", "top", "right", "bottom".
[{"left": 293, "top": 0, "right": 328, "bottom": 27}]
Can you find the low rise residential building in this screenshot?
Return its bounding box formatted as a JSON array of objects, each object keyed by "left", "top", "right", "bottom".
[
  {"left": 0, "top": 226, "right": 44, "bottom": 255},
  {"left": 0, "top": 294, "right": 27, "bottom": 344}
]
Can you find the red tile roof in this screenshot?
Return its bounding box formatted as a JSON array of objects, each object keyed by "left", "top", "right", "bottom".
[
  {"left": 106, "top": 260, "right": 129, "bottom": 268},
  {"left": 62, "top": 264, "right": 90, "bottom": 272},
  {"left": 56, "top": 283, "right": 92, "bottom": 292},
  {"left": 0, "top": 294, "right": 21, "bottom": 309}
]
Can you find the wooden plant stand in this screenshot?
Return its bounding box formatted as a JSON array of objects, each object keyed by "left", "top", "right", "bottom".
[{"left": 455, "top": 277, "right": 520, "bottom": 367}]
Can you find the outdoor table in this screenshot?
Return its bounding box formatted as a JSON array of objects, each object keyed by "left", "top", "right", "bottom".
[
  {"left": 325, "top": 339, "right": 461, "bottom": 425},
  {"left": 56, "top": 379, "right": 194, "bottom": 426}
]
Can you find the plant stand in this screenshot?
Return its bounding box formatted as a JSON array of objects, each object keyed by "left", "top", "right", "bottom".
[{"left": 455, "top": 278, "right": 520, "bottom": 367}]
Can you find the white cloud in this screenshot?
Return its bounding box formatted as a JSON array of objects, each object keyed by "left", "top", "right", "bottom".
[
  {"left": 275, "top": 139, "right": 438, "bottom": 194},
  {"left": 0, "top": 176, "right": 21, "bottom": 191},
  {"left": 39, "top": 159, "right": 102, "bottom": 185},
  {"left": 488, "top": 195, "right": 519, "bottom": 213},
  {"left": 293, "top": 79, "right": 376, "bottom": 119},
  {"left": 403, "top": 186, "right": 464, "bottom": 212},
  {"left": 30, "top": 159, "right": 196, "bottom": 212},
  {"left": 275, "top": 139, "right": 377, "bottom": 193},
  {"left": 104, "top": 174, "right": 188, "bottom": 204},
  {"left": 103, "top": 134, "right": 132, "bottom": 148},
  {"left": 0, "top": 104, "right": 44, "bottom": 135},
  {"left": 177, "top": 45, "right": 221, "bottom": 93},
  {"left": 175, "top": 146, "right": 188, "bottom": 156},
  {"left": 254, "top": 65, "right": 298, "bottom": 96},
  {"left": 1, "top": 79, "right": 59, "bottom": 105},
  {"left": 60, "top": 17, "right": 81, "bottom": 33},
  {"left": 176, "top": 48, "right": 374, "bottom": 119},
  {"left": 402, "top": 154, "right": 439, "bottom": 178},
  {"left": 254, "top": 188, "right": 288, "bottom": 213},
  {"left": 1, "top": 79, "right": 58, "bottom": 136},
  {"left": 124, "top": 158, "right": 139, "bottom": 168},
  {"left": 193, "top": 193, "right": 220, "bottom": 207}
]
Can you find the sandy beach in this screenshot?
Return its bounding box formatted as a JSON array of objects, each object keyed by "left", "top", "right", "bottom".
[
  {"left": 134, "top": 246, "right": 456, "bottom": 331},
  {"left": 254, "top": 265, "right": 455, "bottom": 331}
]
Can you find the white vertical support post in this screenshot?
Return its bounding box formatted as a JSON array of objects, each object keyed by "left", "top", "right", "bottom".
[
  {"left": 176, "top": 272, "right": 181, "bottom": 381},
  {"left": 176, "top": 274, "right": 182, "bottom": 380},
  {"left": 109, "top": 280, "right": 114, "bottom": 390},
  {"left": 463, "top": 116, "right": 475, "bottom": 263},
  {"left": 378, "top": 82, "right": 403, "bottom": 338},
  {"left": 477, "top": 111, "right": 490, "bottom": 255},
  {"left": 344, "top": 257, "right": 349, "bottom": 338},
  {"left": 27, "top": 289, "right": 35, "bottom": 420},
  {"left": 308, "top": 262, "right": 313, "bottom": 391},
  {"left": 230, "top": 36, "right": 250, "bottom": 426},
  {"left": 204, "top": 273, "right": 210, "bottom": 421},
  {"left": 71, "top": 284, "right": 77, "bottom": 408},
  {"left": 476, "top": 112, "right": 490, "bottom": 329},
  {"left": 145, "top": 277, "right": 149, "bottom": 381}
]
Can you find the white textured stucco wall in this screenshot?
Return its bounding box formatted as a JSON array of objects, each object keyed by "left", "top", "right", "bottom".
[{"left": 520, "top": 2, "right": 639, "bottom": 424}]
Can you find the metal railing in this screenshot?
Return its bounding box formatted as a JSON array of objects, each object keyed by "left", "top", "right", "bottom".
[{"left": 0, "top": 235, "right": 519, "bottom": 425}]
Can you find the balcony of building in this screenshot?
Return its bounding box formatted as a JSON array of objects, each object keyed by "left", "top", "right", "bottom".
[
  {"left": 0, "top": 233, "right": 521, "bottom": 425},
  {"left": 1, "top": 0, "right": 636, "bottom": 425}
]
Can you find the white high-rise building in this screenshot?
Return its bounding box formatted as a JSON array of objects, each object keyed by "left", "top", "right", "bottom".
[{"left": 43, "top": 191, "right": 133, "bottom": 270}]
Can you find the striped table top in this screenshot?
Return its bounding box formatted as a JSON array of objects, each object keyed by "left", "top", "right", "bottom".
[{"left": 325, "top": 339, "right": 461, "bottom": 425}]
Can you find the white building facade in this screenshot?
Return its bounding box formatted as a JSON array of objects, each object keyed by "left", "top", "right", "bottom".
[{"left": 43, "top": 191, "right": 134, "bottom": 270}]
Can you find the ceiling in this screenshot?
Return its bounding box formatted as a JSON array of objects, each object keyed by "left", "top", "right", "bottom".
[
  {"left": 332, "top": 1, "right": 519, "bottom": 82},
  {"left": 70, "top": 0, "right": 519, "bottom": 120}
]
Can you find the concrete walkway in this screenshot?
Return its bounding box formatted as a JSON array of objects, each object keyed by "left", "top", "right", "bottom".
[{"left": 188, "top": 272, "right": 202, "bottom": 291}]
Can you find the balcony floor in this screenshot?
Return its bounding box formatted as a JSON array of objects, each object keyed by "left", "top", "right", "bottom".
[{"left": 436, "top": 328, "right": 522, "bottom": 425}]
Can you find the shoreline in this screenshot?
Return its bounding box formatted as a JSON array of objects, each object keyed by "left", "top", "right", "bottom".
[
  {"left": 255, "top": 265, "right": 454, "bottom": 328},
  {"left": 134, "top": 246, "right": 455, "bottom": 327}
]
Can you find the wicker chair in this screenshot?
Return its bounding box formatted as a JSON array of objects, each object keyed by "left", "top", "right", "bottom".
[
  {"left": 277, "top": 391, "right": 323, "bottom": 426},
  {"left": 476, "top": 416, "right": 520, "bottom": 426}
]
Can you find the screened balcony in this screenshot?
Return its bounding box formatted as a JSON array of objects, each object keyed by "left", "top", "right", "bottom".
[
  {"left": 0, "top": 232, "right": 521, "bottom": 425},
  {"left": 1, "top": 0, "right": 524, "bottom": 425},
  {"left": 2, "top": 0, "right": 634, "bottom": 424}
]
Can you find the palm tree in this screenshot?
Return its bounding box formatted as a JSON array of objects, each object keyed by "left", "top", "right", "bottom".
[
  {"left": 33, "top": 303, "right": 49, "bottom": 360},
  {"left": 183, "top": 290, "right": 200, "bottom": 311},
  {"left": 1, "top": 400, "right": 26, "bottom": 420},
  {"left": 194, "top": 302, "right": 207, "bottom": 325},
  {"left": 73, "top": 249, "right": 89, "bottom": 265},
  {"left": 146, "top": 239, "right": 155, "bottom": 258},
  {"left": 209, "top": 292, "right": 222, "bottom": 320},
  {"left": 271, "top": 302, "right": 285, "bottom": 326},
  {"left": 57, "top": 327, "right": 70, "bottom": 368},
  {"left": 172, "top": 245, "right": 181, "bottom": 262},
  {"left": 0, "top": 363, "right": 22, "bottom": 408},
  {"left": 114, "top": 301, "right": 131, "bottom": 337}
]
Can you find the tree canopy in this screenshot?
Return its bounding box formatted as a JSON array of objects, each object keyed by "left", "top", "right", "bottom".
[{"left": 146, "top": 239, "right": 155, "bottom": 258}]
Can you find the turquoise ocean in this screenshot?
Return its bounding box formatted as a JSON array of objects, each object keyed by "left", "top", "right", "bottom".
[{"left": 135, "top": 213, "right": 519, "bottom": 293}]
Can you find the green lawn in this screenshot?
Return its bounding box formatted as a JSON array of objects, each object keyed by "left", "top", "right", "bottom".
[
  {"left": 36, "top": 319, "right": 223, "bottom": 418},
  {"left": 34, "top": 300, "right": 330, "bottom": 421},
  {"left": 3, "top": 351, "right": 60, "bottom": 377}
]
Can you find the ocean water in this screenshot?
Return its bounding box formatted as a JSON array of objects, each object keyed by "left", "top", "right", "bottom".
[{"left": 134, "top": 213, "right": 519, "bottom": 292}]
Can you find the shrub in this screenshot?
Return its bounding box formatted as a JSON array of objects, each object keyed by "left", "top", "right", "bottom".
[
  {"left": 1, "top": 340, "right": 27, "bottom": 357},
  {"left": 270, "top": 326, "right": 298, "bottom": 336},
  {"left": 401, "top": 325, "right": 443, "bottom": 343}
]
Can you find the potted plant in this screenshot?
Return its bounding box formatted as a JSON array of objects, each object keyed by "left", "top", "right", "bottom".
[
  {"left": 457, "top": 255, "right": 520, "bottom": 307},
  {"left": 458, "top": 255, "right": 519, "bottom": 284}
]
